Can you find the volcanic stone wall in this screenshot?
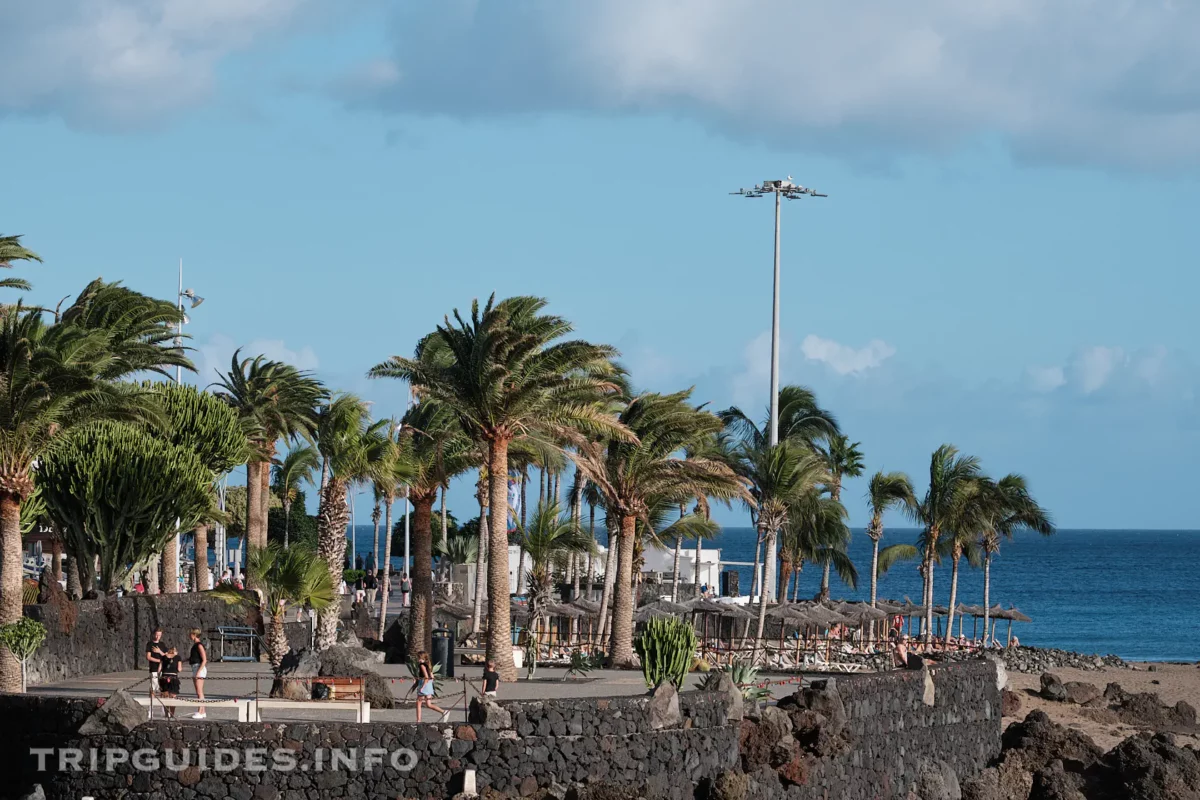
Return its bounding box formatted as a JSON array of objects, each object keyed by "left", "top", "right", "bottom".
[
  {"left": 22, "top": 592, "right": 262, "bottom": 686},
  {"left": 1, "top": 661, "right": 1001, "bottom": 800}
]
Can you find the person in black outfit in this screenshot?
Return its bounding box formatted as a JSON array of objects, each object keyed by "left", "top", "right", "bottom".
[
  {"left": 146, "top": 628, "right": 165, "bottom": 685},
  {"left": 480, "top": 660, "right": 500, "bottom": 698},
  {"left": 159, "top": 647, "right": 182, "bottom": 718},
  {"left": 364, "top": 571, "right": 378, "bottom": 608}
]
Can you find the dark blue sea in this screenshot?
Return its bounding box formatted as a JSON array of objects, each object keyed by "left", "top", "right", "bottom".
[{"left": 337, "top": 526, "right": 1200, "bottom": 663}]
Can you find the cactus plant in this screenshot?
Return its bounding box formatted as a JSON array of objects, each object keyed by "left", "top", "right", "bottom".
[
  {"left": 699, "top": 660, "right": 772, "bottom": 702},
  {"left": 634, "top": 616, "right": 697, "bottom": 689}
]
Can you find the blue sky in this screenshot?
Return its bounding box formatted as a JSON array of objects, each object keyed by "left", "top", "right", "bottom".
[{"left": 2, "top": 1, "right": 1198, "bottom": 529}]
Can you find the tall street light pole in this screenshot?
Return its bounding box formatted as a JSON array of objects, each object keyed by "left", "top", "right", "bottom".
[
  {"left": 731, "top": 178, "right": 826, "bottom": 446},
  {"left": 731, "top": 178, "right": 826, "bottom": 603},
  {"left": 174, "top": 259, "right": 205, "bottom": 590}
]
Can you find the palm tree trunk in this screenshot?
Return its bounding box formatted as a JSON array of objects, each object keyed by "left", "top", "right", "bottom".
[
  {"left": 372, "top": 503, "right": 381, "bottom": 572},
  {"left": 260, "top": 461, "right": 273, "bottom": 547},
  {"left": 377, "top": 494, "right": 395, "bottom": 640},
  {"left": 923, "top": 528, "right": 938, "bottom": 643},
  {"left": 750, "top": 530, "right": 763, "bottom": 599},
  {"left": 283, "top": 501, "right": 292, "bottom": 550},
  {"left": 268, "top": 610, "right": 289, "bottom": 670},
  {"left": 585, "top": 503, "right": 596, "bottom": 601},
  {"left": 245, "top": 460, "right": 266, "bottom": 590},
  {"left": 793, "top": 562, "right": 804, "bottom": 602},
  {"left": 753, "top": 526, "right": 776, "bottom": 661},
  {"left": 471, "top": 479, "right": 488, "bottom": 635},
  {"left": 486, "top": 438, "right": 516, "bottom": 680},
  {"left": 869, "top": 531, "right": 880, "bottom": 608},
  {"left": 0, "top": 492, "right": 25, "bottom": 692},
  {"left": 146, "top": 555, "right": 159, "bottom": 596},
  {"left": 516, "top": 471, "right": 528, "bottom": 595},
  {"left": 315, "top": 478, "right": 350, "bottom": 651},
  {"left": 598, "top": 522, "right": 619, "bottom": 638},
  {"left": 819, "top": 561, "right": 831, "bottom": 601},
  {"left": 779, "top": 558, "right": 793, "bottom": 604},
  {"left": 948, "top": 549, "right": 961, "bottom": 643},
  {"left": 694, "top": 533, "right": 704, "bottom": 598},
  {"left": 66, "top": 550, "right": 82, "bottom": 600},
  {"left": 410, "top": 493, "right": 436, "bottom": 655},
  {"left": 609, "top": 514, "right": 638, "bottom": 666},
  {"left": 50, "top": 534, "right": 63, "bottom": 587},
  {"left": 161, "top": 537, "right": 178, "bottom": 593},
  {"left": 194, "top": 523, "right": 210, "bottom": 592},
  {"left": 982, "top": 553, "right": 991, "bottom": 646},
  {"left": 763, "top": 525, "right": 778, "bottom": 603}
]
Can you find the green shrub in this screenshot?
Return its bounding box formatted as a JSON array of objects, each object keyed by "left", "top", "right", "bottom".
[{"left": 634, "top": 616, "right": 697, "bottom": 689}]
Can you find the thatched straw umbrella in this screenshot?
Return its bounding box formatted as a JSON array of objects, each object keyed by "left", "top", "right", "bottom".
[
  {"left": 1001, "top": 607, "right": 1031, "bottom": 646},
  {"left": 633, "top": 599, "right": 691, "bottom": 623}
]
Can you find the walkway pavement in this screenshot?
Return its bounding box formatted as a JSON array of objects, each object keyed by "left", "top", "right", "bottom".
[{"left": 32, "top": 661, "right": 802, "bottom": 724}]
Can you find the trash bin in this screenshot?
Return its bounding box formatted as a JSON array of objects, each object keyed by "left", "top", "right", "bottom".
[{"left": 431, "top": 627, "right": 455, "bottom": 678}]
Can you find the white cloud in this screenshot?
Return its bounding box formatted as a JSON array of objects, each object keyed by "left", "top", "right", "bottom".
[
  {"left": 0, "top": 0, "right": 321, "bottom": 128},
  {"left": 1026, "top": 365, "right": 1066, "bottom": 393},
  {"left": 1067, "top": 346, "right": 1126, "bottom": 394},
  {"left": 801, "top": 335, "right": 895, "bottom": 376},
  {"left": 346, "top": 0, "right": 1200, "bottom": 169},
  {"left": 193, "top": 333, "right": 319, "bottom": 385}
]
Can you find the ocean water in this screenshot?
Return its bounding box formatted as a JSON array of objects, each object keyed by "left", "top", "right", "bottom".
[{"left": 335, "top": 525, "right": 1200, "bottom": 663}]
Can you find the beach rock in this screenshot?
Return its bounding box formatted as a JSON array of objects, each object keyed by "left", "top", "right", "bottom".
[
  {"left": 961, "top": 761, "right": 1033, "bottom": 800},
  {"left": 1002, "top": 688, "right": 1022, "bottom": 717},
  {"left": 78, "top": 689, "right": 144, "bottom": 735},
  {"left": 912, "top": 759, "right": 961, "bottom": 800},
  {"left": 1063, "top": 681, "right": 1102, "bottom": 706},
  {"left": 1101, "top": 732, "right": 1200, "bottom": 799},
  {"left": 1028, "top": 761, "right": 1087, "bottom": 800},
  {"left": 336, "top": 628, "right": 362, "bottom": 648},
  {"left": 1104, "top": 687, "right": 1197, "bottom": 731},
  {"left": 1040, "top": 673, "right": 1069, "bottom": 702},
  {"left": 648, "top": 682, "right": 681, "bottom": 730},
  {"left": 942, "top": 646, "right": 1127, "bottom": 674},
  {"left": 1001, "top": 711, "right": 1104, "bottom": 772}
]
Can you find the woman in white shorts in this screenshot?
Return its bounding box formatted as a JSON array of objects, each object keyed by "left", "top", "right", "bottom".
[{"left": 188, "top": 628, "right": 208, "bottom": 719}]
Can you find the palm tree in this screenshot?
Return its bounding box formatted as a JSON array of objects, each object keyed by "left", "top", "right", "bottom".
[
  {"left": 865, "top": 471, "right": 915, "bottom": 609},
  {"left": 272, "top": 445, "right": 319, "bottom": 550},
  {"left": 783, "top": 490, "right": 857, "bottom": 601},
  {"left": 214, "top": 542, "right": 333, "bottom": 669},
  {"left": 914, "top": 445, "right": 981, "bottom": 641},
  {"left": 369, "top": 295, "right": 627, "bottom": 680},
  {"left": 393, "top": 398, "right": 472, "bottom": 654},
  {"left": 215, "top": 352, "right": 325, "bottom": 577},
  {"left": 720, "top": 386, "right": 838, "bottom": 602},
  {"left": 576, "top": 390, "right": 749, "bottom": 666},
  {"left": 0, "top": 234, "right": 41, "bottom": 293},
  {"left": 374, "top": 421, "right": 413, "bottom": 640},
  {"left": 0, "top": 288, "right": 184, "bottom": 691},
  {"left": 813, "top": 434, "right": 863, "bottom": 599},
  {"left": 312, "top": 394, "right": 389, "bottom": 650},
  {"left": 514, "top": 500, "right": 595, "bottom": 639},
  {"left": 978, "top": 474, "right": 1054, "bottom": 640}
]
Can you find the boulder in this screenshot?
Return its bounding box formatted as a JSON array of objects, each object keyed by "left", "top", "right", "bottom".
[
  {"left": 912, "top": 759, "right": 961, "bottom": 800},
  {"left": 713, "top": 672, "right": 744, "bottom": 723},
  {"left": 336, "top": 628, "right": 363, "bottom": 648},
  {"left": 1028, "top": 761, "right": 1087, "bottom": 800},
  {"left": 1062, "top": 681, "right": 1101, "bottom": 706},
  {"left": 961, "top": 762, "right": 1034, "bottom": 800},
  {"left": 1001, "top": 688, "right": 1022, "bottom": 717},
  {"left": 1040, "top": 673, "right": 1068, "bottom": 702},
  {"left": 78, "top": 689, "right": 145, "bottom": 735},
  {"left": 382, "top": 618, "right": 409, "bottom": 664},
  {"left": 1102, "top": 732, "right": 1200, "bottom": 799},
  {"left": 18, "top": 785, "right": 45, "bottom": 800},
  {"left": 317, "top": 646, "right": 395, "bottom": 709},
  {"left": 1001, "top": 711, "right": 1104, "bottom": 773},
  {"left": 786, "top": 679, "right": 851, "bottom": 758},
  {"left": 648, "top": 682, "right": 681, "bottom": 730},
  {"left": 709, "top": 771, "right": 749, "bottom": 800},
  {"left": 468, "top": 697, "right": 512, "bottom": 730},
  {"left": 273, "top": 647, "right": 320, "bottom": 699}
]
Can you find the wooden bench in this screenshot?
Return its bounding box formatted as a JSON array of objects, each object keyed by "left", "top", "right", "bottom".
[{"left": 312, "top": 676, "right": 364, "bottom": 701}]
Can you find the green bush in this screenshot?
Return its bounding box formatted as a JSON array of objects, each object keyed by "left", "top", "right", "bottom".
[
  {"left": 634, "top": 616, "right": 697, "bottom": 689},
  {"left": 342, "top": 569, "right": 365, "bottom": 585}
]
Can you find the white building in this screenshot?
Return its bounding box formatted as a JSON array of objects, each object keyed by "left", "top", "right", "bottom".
[{"left": 639, "top": 546, "right": 722, "bottom": 591}]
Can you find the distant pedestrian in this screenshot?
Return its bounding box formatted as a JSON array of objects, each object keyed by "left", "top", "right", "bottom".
[
  {"left": 480, "top": 660, "right": 500, "bottom": 699},
  {"left": 400, "top": 573, "right": 411, "bottom": 608},
  {"left": 414, "top": 651, "right": 450, "bottom": 723},
  {"left": 188, "top": 629, "right": 208, "bottom": 719},
  {"left": 365, "top": 571, "right": 378, "bottom": 608},
  {"left": 355, "top": 554, "right": 364, "bottom": 572}
]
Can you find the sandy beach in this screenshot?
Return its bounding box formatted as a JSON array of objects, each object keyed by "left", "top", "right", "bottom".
[{"left": 1005, "top": 662, "right": 1200, "bottom": 750}]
